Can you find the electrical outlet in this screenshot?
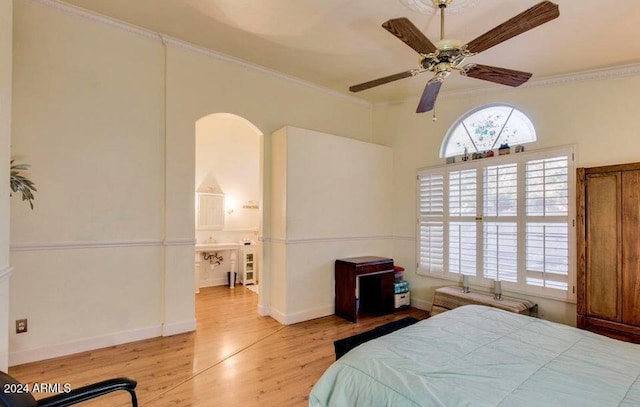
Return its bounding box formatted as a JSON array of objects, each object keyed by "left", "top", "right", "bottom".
[{"left": 16, "top": 319, "right": 28, "bottom": 334}]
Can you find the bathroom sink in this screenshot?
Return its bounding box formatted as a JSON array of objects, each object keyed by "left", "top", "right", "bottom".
[{"left": 195, "top": 242, "right": 240, "bottom": 252}]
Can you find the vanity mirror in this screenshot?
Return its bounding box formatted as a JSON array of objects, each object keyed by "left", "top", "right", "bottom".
[{"left": 196, "top": 192, "right": 225, "bottom": 230}]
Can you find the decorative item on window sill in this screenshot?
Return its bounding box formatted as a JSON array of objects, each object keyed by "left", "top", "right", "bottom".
[
  {"left": 498, "top": 143, "right": 511, "bottom": 155},
  {"left": 461, "top": 275, "right": 470, "bottom": 293},
  {"left": 515, "top": 145, "right": 525, "bottom": 153},
  {"left": 446, "top": 156, "right": 456, "bottom": 164},
  {"left": 493, "top": 280, "right": 502, "bottom": 300},
  {"left": 462, "top": 147, "right": 470, "bottom": 162},
  {"left": 10, "top": 160, "right": 37, "bottom": 209}
]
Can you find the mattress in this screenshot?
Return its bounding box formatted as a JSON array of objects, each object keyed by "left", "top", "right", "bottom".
[{"left": 309, "top": 305, "right": 640, "bottom": 407}]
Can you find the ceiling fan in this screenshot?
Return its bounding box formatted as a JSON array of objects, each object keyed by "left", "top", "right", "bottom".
[{"left": 349, "top": 0, "right": 559, "bottom": 113}]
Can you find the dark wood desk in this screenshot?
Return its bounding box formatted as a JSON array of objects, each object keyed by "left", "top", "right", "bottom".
[{"left": 335, "top": 256, "right": 395, "bottom": 322}]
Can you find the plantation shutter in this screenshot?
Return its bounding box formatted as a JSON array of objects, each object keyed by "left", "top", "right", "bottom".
[
  {"left": 448, "top": 169, "right": 477, "bottom": 276},
  {"left": 483, "top": 164, "right": 518, "bottom": 282},
  {"left": 525, "top": 156, "right": 570, "bottom": 289},
  {"left": 417, "top": 172, "right": 444, "bottom": 274}
]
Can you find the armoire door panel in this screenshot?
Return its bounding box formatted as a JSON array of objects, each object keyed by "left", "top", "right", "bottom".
[
  {"left": 585, "top": 174, "right": 620, "bottom": 321},
  {"left": 622, "top": 170, "right": 640, "bottom": 325}
]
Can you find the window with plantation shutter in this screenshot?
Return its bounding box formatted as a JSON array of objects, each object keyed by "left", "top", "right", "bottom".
[{"left": 417, "top": 145, "right": 575, "bottom": 301}]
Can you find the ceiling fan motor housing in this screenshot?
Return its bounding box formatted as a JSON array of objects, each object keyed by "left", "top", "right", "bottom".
[{"left": 432, "top": 0, "right": 453, "bottom": 8}]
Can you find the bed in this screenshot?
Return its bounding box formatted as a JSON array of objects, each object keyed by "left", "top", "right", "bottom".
[{"left": 309, "top": 305, "right": 640, "bottom": 407}]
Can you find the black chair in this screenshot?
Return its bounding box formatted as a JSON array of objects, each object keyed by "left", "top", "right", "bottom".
[{"left": 0, "top": 371, "right": 138, "bottom": 407}]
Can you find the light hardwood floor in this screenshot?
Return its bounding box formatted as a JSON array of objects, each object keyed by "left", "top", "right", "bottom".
[{"left": 9, "top": 285, "right": 429, "bottom": 406}]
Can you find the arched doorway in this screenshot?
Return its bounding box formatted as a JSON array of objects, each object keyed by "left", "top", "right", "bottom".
[{"left": 194, "top": 113, "right": 265, "bottom": 313}]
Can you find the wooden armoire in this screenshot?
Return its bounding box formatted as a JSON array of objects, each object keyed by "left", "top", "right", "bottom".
[{"left": 577, "top": 162, "right": 640, "bottom": 342}]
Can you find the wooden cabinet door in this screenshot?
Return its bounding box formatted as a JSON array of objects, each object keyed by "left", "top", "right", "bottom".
[
  {"left": 622, "top": 170, "right": 640, "bottom": 325},
  {"left": 585, "top": 173, "right": 620, "bottom": 321}
]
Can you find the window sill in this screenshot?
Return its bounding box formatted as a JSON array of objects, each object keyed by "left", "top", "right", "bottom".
[{"left": 420, "top": 273, "right": 576, "bottom": 304}]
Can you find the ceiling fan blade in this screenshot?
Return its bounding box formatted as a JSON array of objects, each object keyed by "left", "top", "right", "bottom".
[
  {"left": 465, "top": 1, "right": 559, "bottom": 54},
  {"left": 349, "top": 70, "right": 416, "bottom": 92},
  {"left": 382, "top": 17, "right": 437, "bottom": 55},
  {"left": 416, "top": 79, "right": 443, "bottom": 113},
  {"left": 461, "top": 64, "right": 532, "bottom": 87}
]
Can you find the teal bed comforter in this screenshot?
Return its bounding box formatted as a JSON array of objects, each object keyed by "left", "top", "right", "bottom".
[{"left": 309, "top": 305, "right": 640, "bottom": 406}]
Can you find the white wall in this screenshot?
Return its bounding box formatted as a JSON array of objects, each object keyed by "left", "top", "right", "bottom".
[
  {"left": 269, "top": 126, "right": 393, "bottom": 324},
  {"left": 0, "top": 0, "right": 13, "bottom": 372},
  {"left": 8, "top": 0, "right": 373, "bottom": 365},
  {"left": 9, "top": 0, "right": 166, "bottom": 365},
  {"left": 373, "top": 73, "right": 640, "bottom": 325}
]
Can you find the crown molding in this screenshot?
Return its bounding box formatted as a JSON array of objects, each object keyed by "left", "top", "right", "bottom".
[
  {"left": 376, "top": 62, "right": 640, "bottom": 108},
  {"left": 32, "top": 0, "right": 159, "bottom": 40},
  {"left": 160, "top": 36, "right": 372, "bottom": 108},
  {"left": 31, "top": 0, "right": 371, "bottom": 108},
  {"left": 445, "top": 62, "right": 640, "bottom": 99}
]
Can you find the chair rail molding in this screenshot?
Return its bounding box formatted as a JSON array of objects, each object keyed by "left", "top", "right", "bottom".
[
  {"left": 261, "top": 235, "right": 394, "bottom": 245},
  {"left": 10, "top": 239, "right": 196, "bottom": 252}
]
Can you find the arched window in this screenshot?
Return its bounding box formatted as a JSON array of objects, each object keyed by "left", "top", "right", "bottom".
[{"left": 440, "top": 104, "right": 536, "bottom": 158}]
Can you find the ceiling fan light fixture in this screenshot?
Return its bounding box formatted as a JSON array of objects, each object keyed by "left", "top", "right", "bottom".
[{"left": 435, "top": 68, "right": 450, "bottom": 78}]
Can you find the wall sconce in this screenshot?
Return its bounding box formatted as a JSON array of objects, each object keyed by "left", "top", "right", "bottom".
[{"left": 226, "top": 197, "right": 235, "bottom": 215}]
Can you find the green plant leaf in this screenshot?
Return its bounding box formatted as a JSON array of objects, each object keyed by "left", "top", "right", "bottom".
[{"left": 10, "top": 159, "right": 37, "bottom": 209}]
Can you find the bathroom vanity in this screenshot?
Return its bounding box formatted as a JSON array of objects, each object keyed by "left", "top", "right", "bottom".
[{"left": 194, "top": 243, "right": 240, "bottom": 292}]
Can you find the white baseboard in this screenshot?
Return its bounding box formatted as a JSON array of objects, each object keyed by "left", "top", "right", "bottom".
[
  {"left": 162, "top": 319, "right": 196, "bottom": 336},
  {"left": 411, "top": 297, "right": 432, "bottom": 312},
  {"left": 9, "top": 324, "right": 163, "bottom": 367},
  {"left": 257, "top": 303, "right": 270, "bottom": 317},
  {"left": 201, "top": 276, "right": 237, "bottom": 287},
  {"left": 269, "top": 304, "right": 333, "bottom": 325},
  {"left": 268, "top": 299, "right": 433, "bottom": 325},
  {"left": 198, "top": 277, "right": 226, "bottom": 288}
]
